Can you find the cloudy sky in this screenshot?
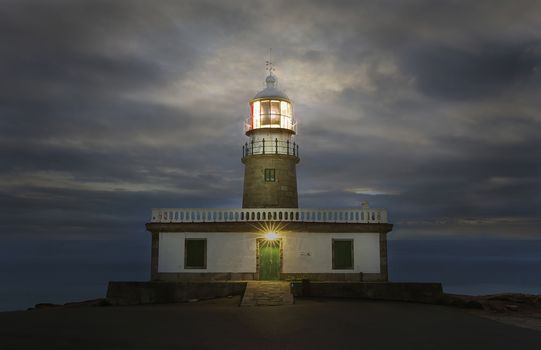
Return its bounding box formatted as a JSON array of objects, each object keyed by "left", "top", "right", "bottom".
[{"left": 1, "top": 0, "right": 540, "bottom": 242}]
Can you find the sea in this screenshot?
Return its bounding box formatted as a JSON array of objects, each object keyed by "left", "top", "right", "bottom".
[{"left": 1, "top": 239, "right": 540, "bottom": 312}]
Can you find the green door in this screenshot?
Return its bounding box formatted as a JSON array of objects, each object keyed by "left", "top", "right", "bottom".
[{"left": 259, "top": 241, "right": 280, "bottom": 280}]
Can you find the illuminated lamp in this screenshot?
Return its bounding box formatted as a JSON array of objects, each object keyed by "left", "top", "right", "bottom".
[{"left": 264, "top": 232, "right": 278, "bottom": 240}]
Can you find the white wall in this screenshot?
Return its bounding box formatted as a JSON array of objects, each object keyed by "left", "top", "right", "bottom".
[
  {"left": 282, "top": 232, "right": 380, "bottom": 273},
  {"left": 158, "top": 232, "right": 380, "bottom": 274},
  {"left": 158, "top": 232, "right": 258, "bottom": 273}
]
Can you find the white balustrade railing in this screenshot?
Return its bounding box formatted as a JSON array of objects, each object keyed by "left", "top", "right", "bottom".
[{"left": 150, "top": 207, "right": 388, "bottom": 224}]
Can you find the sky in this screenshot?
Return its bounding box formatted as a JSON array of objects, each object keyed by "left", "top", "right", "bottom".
[{"left": 1, "top": 0, "right": 541, "bottom": 242}]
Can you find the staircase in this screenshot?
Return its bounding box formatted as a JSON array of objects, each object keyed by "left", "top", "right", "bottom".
[{"left": 240, "top": 281, "right": 294, "bottom": 306}]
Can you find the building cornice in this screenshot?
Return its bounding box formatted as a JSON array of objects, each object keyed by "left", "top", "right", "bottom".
[{"left": 145, "top": 222, "right": 393, "bottom": 234}]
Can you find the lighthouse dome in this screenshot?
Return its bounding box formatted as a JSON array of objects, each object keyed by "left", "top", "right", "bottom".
[{"left": 253, "top": 74, "right": 289, "bottom": 100}]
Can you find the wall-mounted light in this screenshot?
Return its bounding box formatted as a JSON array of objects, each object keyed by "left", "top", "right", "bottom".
[{"left": 264, "top": 231, "right": 278, "bottom": 240}]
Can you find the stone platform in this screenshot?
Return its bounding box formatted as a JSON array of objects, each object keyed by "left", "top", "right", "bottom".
[
  {"left": 107, "top": 281, "right": 443, "bottom": 306},
  {"left": 291, "top": 281, "right": 444, "bottom": 304},
  {"left": 106, "top": 281, "right": 247, "bottom": 306}
]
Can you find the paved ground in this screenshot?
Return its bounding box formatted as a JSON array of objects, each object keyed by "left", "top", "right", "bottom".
[
  {"left": 469, "top": 308, "right": 541, "bottom": 332},
  {"left": 241, "top": 281, "right": 294, "bottom": 306},
  {"left": 1, "top": 297, "right": 541, "bottom": 350}
]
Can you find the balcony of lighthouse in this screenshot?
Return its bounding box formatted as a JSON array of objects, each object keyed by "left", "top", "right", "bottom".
[
  {"left": 244, "top": 99, "right": 297, "bottom": 134},
  {"left": 241, "top": 139, "right": 299, "bottom": 162},
  {"left": 150, "top": 206, "right": 388, "bottom": 224}
]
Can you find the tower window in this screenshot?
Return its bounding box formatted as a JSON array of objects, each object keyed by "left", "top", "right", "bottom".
[
  {"left": 185, "top": 239, "right": 207, "bottom": 269},
  {"left": 264, "top": 168, "right": 276, "bottom": 182}
]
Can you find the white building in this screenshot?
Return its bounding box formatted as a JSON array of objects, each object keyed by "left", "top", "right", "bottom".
[{"left": 146, "top": 68, "right": 392, "bottom": 282}]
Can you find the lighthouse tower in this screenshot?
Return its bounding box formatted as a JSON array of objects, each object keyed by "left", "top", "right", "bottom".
[{"left": 242, "top": 65, "right": 299, "bottom": 208}]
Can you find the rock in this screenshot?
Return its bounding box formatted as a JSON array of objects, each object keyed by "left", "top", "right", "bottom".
[
  {"left": 464, "top": 300, "right": 483, "bottom": 309},
  {"left": 485, "top": 303, "right": 507, "bottom": 313},
  {"left": 505, "top": 304, "right": 519, "bottom": 311},
  {"left": 97, "top": 299, "right": 112, "bottom": 307},
  {"left": 33, "top": 303, "right": 61, "bottom": 310}
]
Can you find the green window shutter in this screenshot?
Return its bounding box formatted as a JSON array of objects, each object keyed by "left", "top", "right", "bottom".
[
  {"left": 333, "top": 240, "right": 353, "bottom": 269},
  {"left": 185, "top": 239, "right": 207, "bottom": 269},
  {"left": 264, "top": 168, "right": 276, "bottom": 182}
]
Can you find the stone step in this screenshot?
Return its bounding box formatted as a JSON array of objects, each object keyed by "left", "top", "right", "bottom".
[{"left": 240, "top": 281, "right": 294, "bottom": 307}]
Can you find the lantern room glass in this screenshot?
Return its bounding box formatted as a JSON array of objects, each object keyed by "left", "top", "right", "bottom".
[{"left": 250, "top": 99, "right": 294, "bottom": 131}]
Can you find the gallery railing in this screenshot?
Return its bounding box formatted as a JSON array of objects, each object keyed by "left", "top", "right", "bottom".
[
  {"left": 150, "top": 207, "right": 388, "bottom": 224},
  {"left": 242, "top": 139, "right": 299, "bottom": 157}
]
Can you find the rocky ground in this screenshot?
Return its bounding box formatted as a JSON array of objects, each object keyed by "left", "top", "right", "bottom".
[{"left": 443, "top": 293, "right": 541, "bottom": 331}]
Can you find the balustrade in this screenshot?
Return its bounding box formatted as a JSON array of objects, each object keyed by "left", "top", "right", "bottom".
[{"left": 151, "top": 207, "right": 388, "bottom": 224}]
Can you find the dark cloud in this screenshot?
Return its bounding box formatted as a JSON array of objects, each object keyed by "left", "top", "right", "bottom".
[
  {"left": 400, "top": 42, "right": 541, "bottom": 100},
  {"left": 0, "top": 0, "right": 540, "bottom": 243}
]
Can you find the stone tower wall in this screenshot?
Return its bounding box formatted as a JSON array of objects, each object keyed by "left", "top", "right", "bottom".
[{"left": 242, "top": 154, "right": 299, "bottom": 208}]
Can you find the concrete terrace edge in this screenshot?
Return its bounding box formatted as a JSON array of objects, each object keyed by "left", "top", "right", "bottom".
[
  {"left": 292, "top": 281, "right": 444, "bottom": 304},
  {"left": 106, "top": 281, "right": 443, "bottom": 306},
  {"left": 106, "top": 281, "right": 247, "bottom": 306},
  {"left": 145, "top": 222, "right": 393, "bottom": 233}
]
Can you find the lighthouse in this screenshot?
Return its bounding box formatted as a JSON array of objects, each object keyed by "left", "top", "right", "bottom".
[
  {"left": 143, "top": 63, "right": 392, "bottom": 284},
  {"left": 242, "top": 68, "right": 299, "bottom": 208}
]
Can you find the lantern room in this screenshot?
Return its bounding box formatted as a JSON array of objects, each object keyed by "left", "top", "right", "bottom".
[{"left": 245, "top": 74, "right": 297, "bottom": 134}]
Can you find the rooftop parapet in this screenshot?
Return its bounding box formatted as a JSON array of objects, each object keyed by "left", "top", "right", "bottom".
[{"left": 150, "top": 207, "right": 388, "bottom": 224}]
